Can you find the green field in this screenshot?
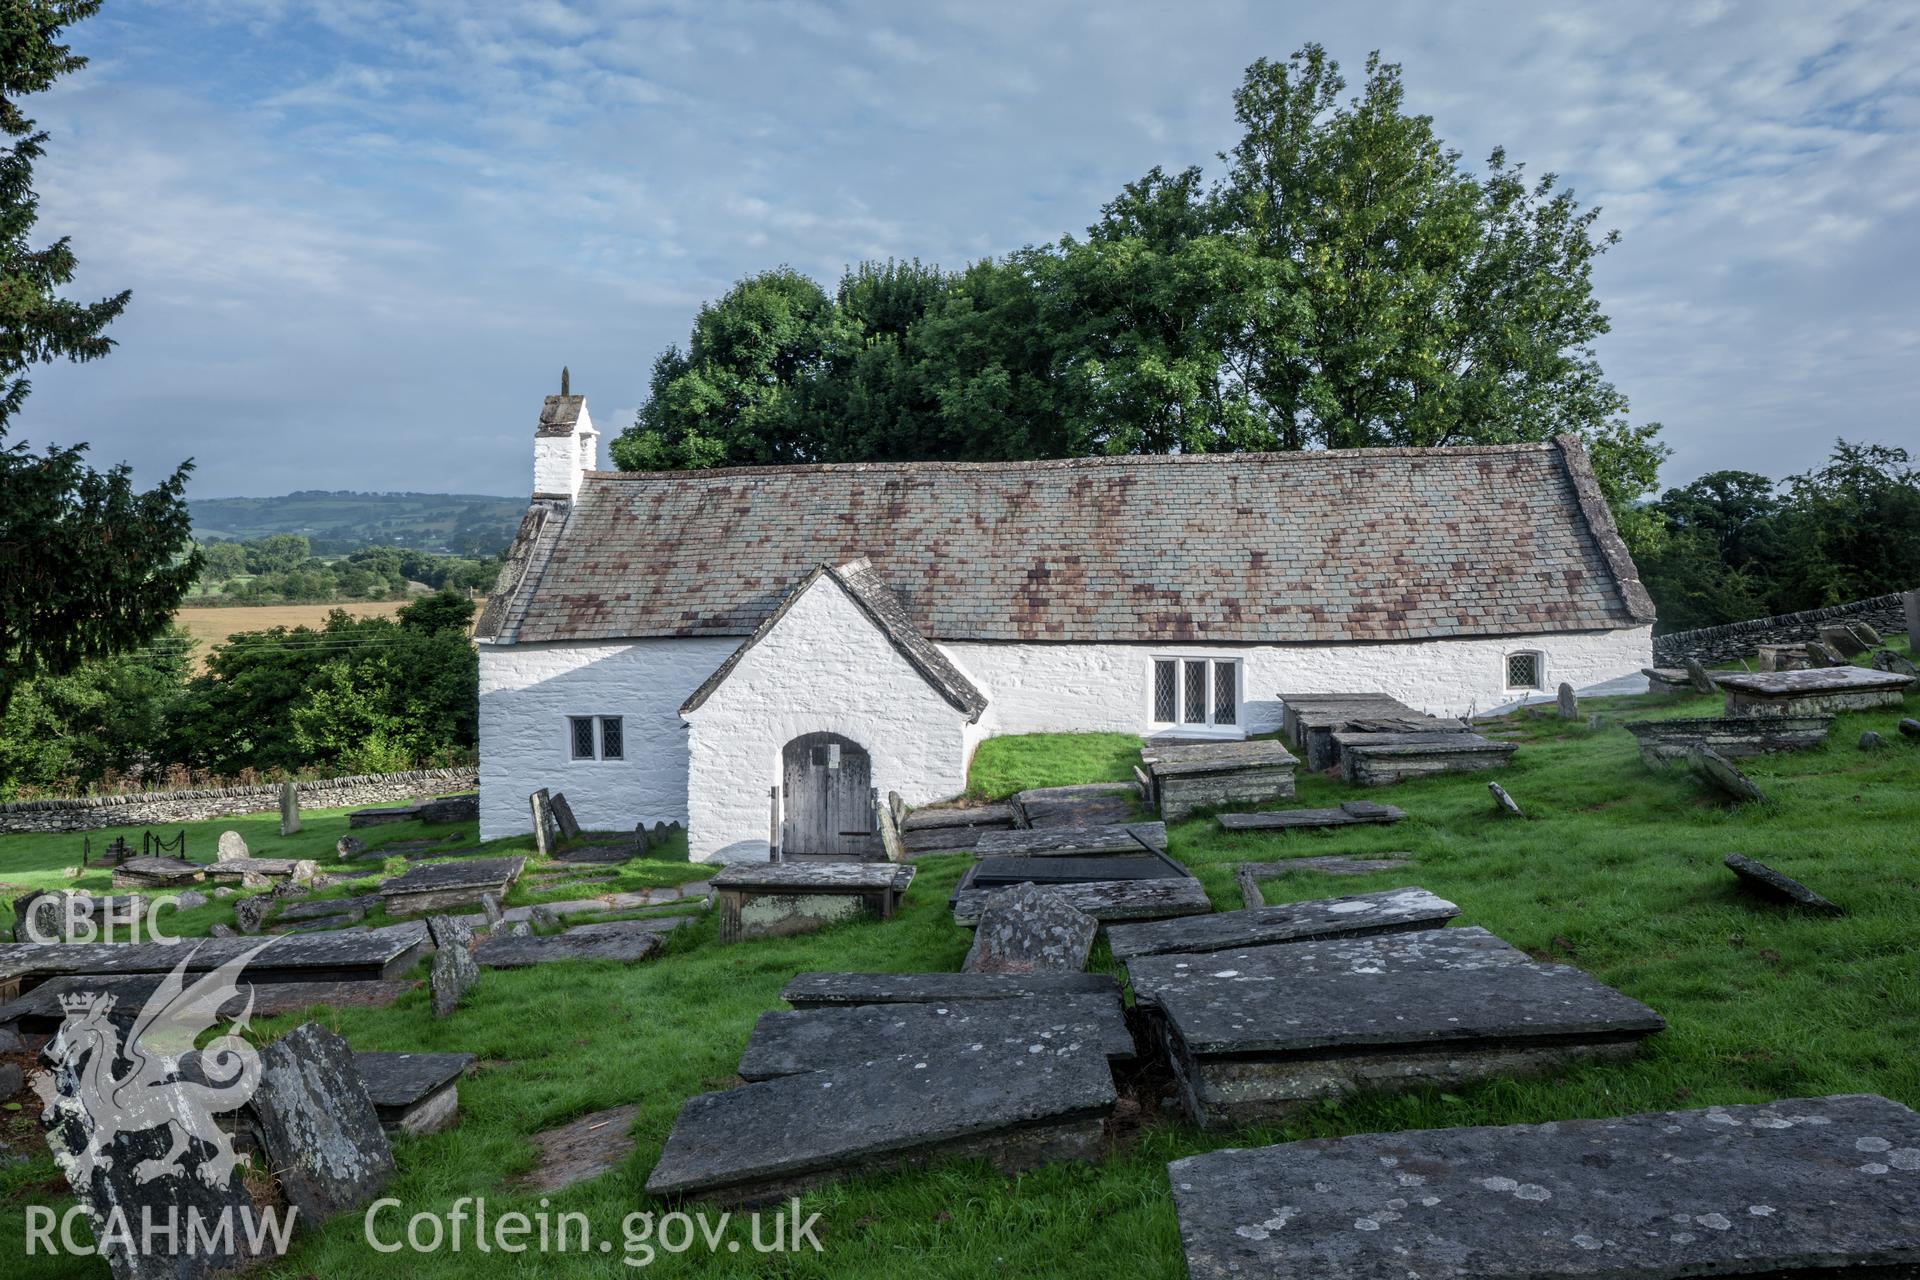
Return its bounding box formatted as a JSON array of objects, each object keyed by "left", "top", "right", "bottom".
[{"left": 2, "top": 650, "right": 1917, "bottom": 1277}]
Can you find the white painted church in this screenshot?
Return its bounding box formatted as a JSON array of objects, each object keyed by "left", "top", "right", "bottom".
[{"left": 476, "top": 384, "right": 1655, "bottom": 862}]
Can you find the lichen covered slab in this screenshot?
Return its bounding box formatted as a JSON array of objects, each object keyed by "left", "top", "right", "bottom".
[
  {"left": 1169, "top": 1093, "right": 1920, "bottom": 1280},
  {"left": 1106, "top": 888, "right": 1458, "bottom": 962}
]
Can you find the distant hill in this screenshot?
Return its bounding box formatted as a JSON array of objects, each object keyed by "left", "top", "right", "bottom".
[{"left": 191, "top": 491, "right": 525, "bottom": 556}]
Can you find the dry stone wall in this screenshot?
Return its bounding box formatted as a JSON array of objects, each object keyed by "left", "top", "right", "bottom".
[
  {"left": 0, "top": 768, "right": 477, "bottom": 835},
  {"left": 1653, "top": 591, "right": 1912, "bottom": 666}
]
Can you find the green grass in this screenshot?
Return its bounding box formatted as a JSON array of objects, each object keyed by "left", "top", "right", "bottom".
[{"left": 4, "top": 654, "right": 1919, "bottom": 1277}]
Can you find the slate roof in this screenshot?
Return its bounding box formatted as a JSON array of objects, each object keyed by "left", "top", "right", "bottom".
[
  {"left": 480, "top": 437, "right": 1654, "bottom": 648},
  {"left": 680, "top": 558, "right": 989, "bottom": 720}
]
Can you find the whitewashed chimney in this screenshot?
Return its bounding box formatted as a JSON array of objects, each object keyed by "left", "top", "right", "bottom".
[{"left": 532, "top": 366, "right": 598, "bottom": 500}]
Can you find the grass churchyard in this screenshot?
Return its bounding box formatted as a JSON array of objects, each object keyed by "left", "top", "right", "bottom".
[{"left": 1, "top": 647, "right": 1918, "bottom": 1276}]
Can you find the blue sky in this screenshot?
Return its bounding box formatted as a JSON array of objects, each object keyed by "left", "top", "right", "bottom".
[{"left": 17, "top": 0, "right": 1920, "bottom": 498}]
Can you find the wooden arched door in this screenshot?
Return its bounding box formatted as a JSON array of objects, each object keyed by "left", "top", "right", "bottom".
[{"left": 780, "top": 732, "right": 879, "bottom": 859}]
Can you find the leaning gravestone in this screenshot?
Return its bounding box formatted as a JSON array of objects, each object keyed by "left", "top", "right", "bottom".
[
  {"left": 279, "top": 781, "right": 300, "bottom": 837},
  {"left": 1819, "top": 622, "right": 1870, "bottom": 657},
  {"left": 1683, "top": 657, "right": 1717, "bottom": 694},
  {"left": 216, "top": 830, "right": 249, "bottom": 861},
  {"left": 1807, "top": 639, "right": 1847, "bottom": 667},
  {"left": 962, "top": 884, "right": 1099, "bottom": 975},
  {"left": 548, "top": 791, "right": 582, "bottom": 842},
  {"left": 1688, "top": 744, "right": 1767, "bottom": 803},
  {"left": 1725, "top": 852, "right": 1843, "bottom": 915},
  {"left": 1555, "top": 682, "right": 1577, "bottom": 718},
  {"left": 1488, "top": 781, "right": 1524, "bottom": 818},
  {"left": 40, "top": 1033, "right": 279, "bottom": 1277},
  {"left": 248, "top": 1021, "right": 395, "bottom": 1225},
  {"left": 427, "top": 915, "right": 478, "bottom": 1017}
]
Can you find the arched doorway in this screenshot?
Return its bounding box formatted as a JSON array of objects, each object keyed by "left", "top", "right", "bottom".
[{"left": 780, "top": 732, "right": 879, "bottom": 859}]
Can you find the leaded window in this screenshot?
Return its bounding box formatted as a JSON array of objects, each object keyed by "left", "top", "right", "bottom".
[
  {"left": 1506, "top": 652, "right": 1543, "bottom": 690},
  {"left": 1151, "top": 657, "right": 1242, "bottom": 729},
  {"left": 1153, "top": 659, "right": 1178, "bottom": 722},
  {"left": 569, "top": 716, "right": 597, "bottom": 760},
  {"left": 599, "top": 716, "right": 624, "bottom": 760}
]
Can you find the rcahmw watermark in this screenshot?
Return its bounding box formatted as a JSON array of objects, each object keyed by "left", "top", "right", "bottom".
[
  {"left": 25, "top": 1204, "right": 299, "bottom": 1260},
  {"left": 364, "top": 1197, "right": 825, "bottom": 1267}
]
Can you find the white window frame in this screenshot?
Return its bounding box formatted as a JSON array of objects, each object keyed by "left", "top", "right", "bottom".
[
  {"left": 566, "top": 714, "right": 625, "bottom": 762},
  {"left": 1504, "top": 650, "right": 1547, "bottom": 693},
  {"left": 1147, "top": 655, "right": 1245, "bottom": 737}
]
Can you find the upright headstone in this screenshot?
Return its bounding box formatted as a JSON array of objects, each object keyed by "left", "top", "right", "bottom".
[
  {"left": 427, "top": 915, "right": 478, "bottom": 1017},
  {"left": 528, "top": 789, "right": 555, "bottom": 856},
  {"left": 1905, "top": 589, "right": 1920, "bottom": 652},
  {"left": 279, "top": 781, "right": 301, "bottom": 836},
  {"left": 1555, "top": 682, "right": 1577, "bottom": 718},
  {"left": 249, "top": 1022, "right": 395, "bottom": 1224},
  {"left": 216, "top": 830, "right": 249, "bottom": 861}
]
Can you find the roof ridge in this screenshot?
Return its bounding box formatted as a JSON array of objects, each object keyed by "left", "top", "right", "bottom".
[{"left": 581, "top": 441, "right": 1557, "bottom": 483}]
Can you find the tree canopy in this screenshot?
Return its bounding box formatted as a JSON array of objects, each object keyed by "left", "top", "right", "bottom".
[
  {"left": 612, "top": 45, "right": 1668, "bottom": 532},
  {"left": 0, "top": 0, "right": 198, "bottom": 719}
]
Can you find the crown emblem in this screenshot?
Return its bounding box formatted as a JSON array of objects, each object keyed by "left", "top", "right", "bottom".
[{"left": 59, "top": 991, "right": 115, "bottom": 1018}]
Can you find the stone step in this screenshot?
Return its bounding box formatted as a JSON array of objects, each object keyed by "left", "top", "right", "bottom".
[
  {"left": 737, "top": 994, "right": 1135, "bottom": 1082},
  {"left": 1168, "top": 1093, "right": 1920, "bottom": 1280},
  {"left": 646, "top": 1040, "right": 1117, "bottom": 1204},
  {"left": 1105, "top": 888, "right": 1458, "bottom": 961}
]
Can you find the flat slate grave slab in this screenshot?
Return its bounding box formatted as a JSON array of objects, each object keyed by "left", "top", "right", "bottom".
[
  {"left": 1105, "top": 888, "right": 1458, "bottom": 962},
  {"left": 475, "top": 918, "right": 678, "bottom": 969},
  {"left": 355, "top": 1050, "right": 476, "bottom": 1136},
  {"left": 1235, "top": 858, "right": 1416, "bottom": 907},
  {"left": 1279, "top": 695, "right": 1415, "bottom": 769},
  {"left": 1216, "top": 800, "right": 1405, "bottom": 833},
  {"left": 348, "top": 805, "right": 419, "bottom": 828},
  {"left": 1725, "top": 852, "right": 1844, "bottom": 916},
  {"left": 959, "top": 849, "right": 1193, "bottom": 892},
  {"left": 711, "top": 861, "right": 915, "bottom": 943},
  {"left": 1335, "top": 731, "right": 1517, "bottom": 786},
  {"left": 646, "top": 1039, "right": 1117, "bottom": 1205},
  {"left": 781, "top": 970, "right": 1122, "bottom": 1008},
  {"left": 953, "top": 875, "right": 1213, "bottom": 927},
  {"left": 109, "top": 856, "right": 206, "bottom": 888},
  {"left": 1168, "top": 1093, "right": 1920, "bottom": 1280},
  {"left": 1128, "top": 927, "right": 1664, "bottom": 1127},
  {"left": 737, "top": 994, "right": 1136, "bottom": 1081},
  {"left": 901, "top": 802, "right": 1018, "bottom": 852},
  {"left": 1013, "top": 783, "right": 1140, "bottom": 829},
  {"left": 1716, "top": 666, "right": 1913, "bottom": 716},
  {"left": 378, "top": 856, "right": 525, "bottom": 915},
  {"left": 204, "top": 857, "right": 315, "bottom": 884},
  {"left": 0, "top": 974, "right": 419, "bottom": 1035},
  {"left": 1627, "top": 714, "right": 1834, "bottom": 766},
  {"left": 972, "top": 822, "right": 1167, "bottom": 857},
  {"left": 0, "top": 924, "right": 432, "bottom": 996}
]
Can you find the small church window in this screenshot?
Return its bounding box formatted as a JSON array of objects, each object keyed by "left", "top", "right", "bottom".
[
  {"left": 1214, "top": 662, "right": 1238, "bottom": 725},
  {"left": 599, "top": 716, "right": 624, "bottom": 760},
  {"left": 569, "top": 716, "right": 597, "bottom": 759},
  {"left": 1153, "top": 660, "right": 1178, "bottom": 722},
  {"left": 1506, "top": 652, "right": 1544, "bottom": 690}
]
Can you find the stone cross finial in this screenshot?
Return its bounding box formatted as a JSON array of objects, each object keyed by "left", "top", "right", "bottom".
[{"left": 561, "top": 366, "right": 570, "bottom": 396}]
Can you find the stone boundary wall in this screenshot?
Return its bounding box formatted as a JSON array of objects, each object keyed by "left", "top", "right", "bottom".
[
  {"left": 1653, "top": 591, "right": 1913, "bottom": 666},
  {"left": 0, "top": 767, "right": 478, "bottom": 835}
]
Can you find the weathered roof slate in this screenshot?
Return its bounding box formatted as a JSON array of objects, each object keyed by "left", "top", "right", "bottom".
[
  {"left": 680, "top": 558, "right": 989, "bottom": 720},
  {"left": 488, "top": 437, "right": 1653, "bottom": 647}
]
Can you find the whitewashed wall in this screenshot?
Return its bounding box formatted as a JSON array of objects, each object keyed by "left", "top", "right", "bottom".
[
  {"left": 477, "top": 635, "right": 736, "bottom": 840},
  {"left": 682, "top": 576, "right": 973, "bottom": 863},
  {"left": 945, "top": 625, "right": 1654, "bottom": 739}
]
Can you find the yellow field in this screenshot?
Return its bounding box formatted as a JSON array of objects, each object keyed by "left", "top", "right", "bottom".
[{"left": 174, "top": 602, "right": 412, "bottom": 668}]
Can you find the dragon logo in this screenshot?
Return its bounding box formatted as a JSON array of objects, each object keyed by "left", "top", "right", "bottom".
[{"left": 30, "top": 941, "right": 275, "bottom": 1189}]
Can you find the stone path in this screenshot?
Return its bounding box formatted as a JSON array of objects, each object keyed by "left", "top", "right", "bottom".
[
  {"left": 1169, "top": 1093, "right": 1920, "bottom": 1280},
  {"left": 1105, "top": 888, "right": 1458, "bottom": 962},
  {"left": 1127, "top": 926, "right": 1663, "bottom": 1127},
  {"left": 646, "top": 1039, "right": 1116, "bottom": 1205},
  {"left": 517, "top": 1104, "right": 640, "bottom": 1193},
  {"left": 1725, "top": 853, "right": 1844, "bottom": 915},
  {"left": 737, "top": 996, "right": 1135, "bottom": 1081},
  {"left": 378, "top": 857, "right": 525, "bottom": 915},
  {"left": 973, "top": 822, "right": 1167, "bottom": 857},
  {"left": 1216, "top": 800, "right": 1405, "bottom": 833}
]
